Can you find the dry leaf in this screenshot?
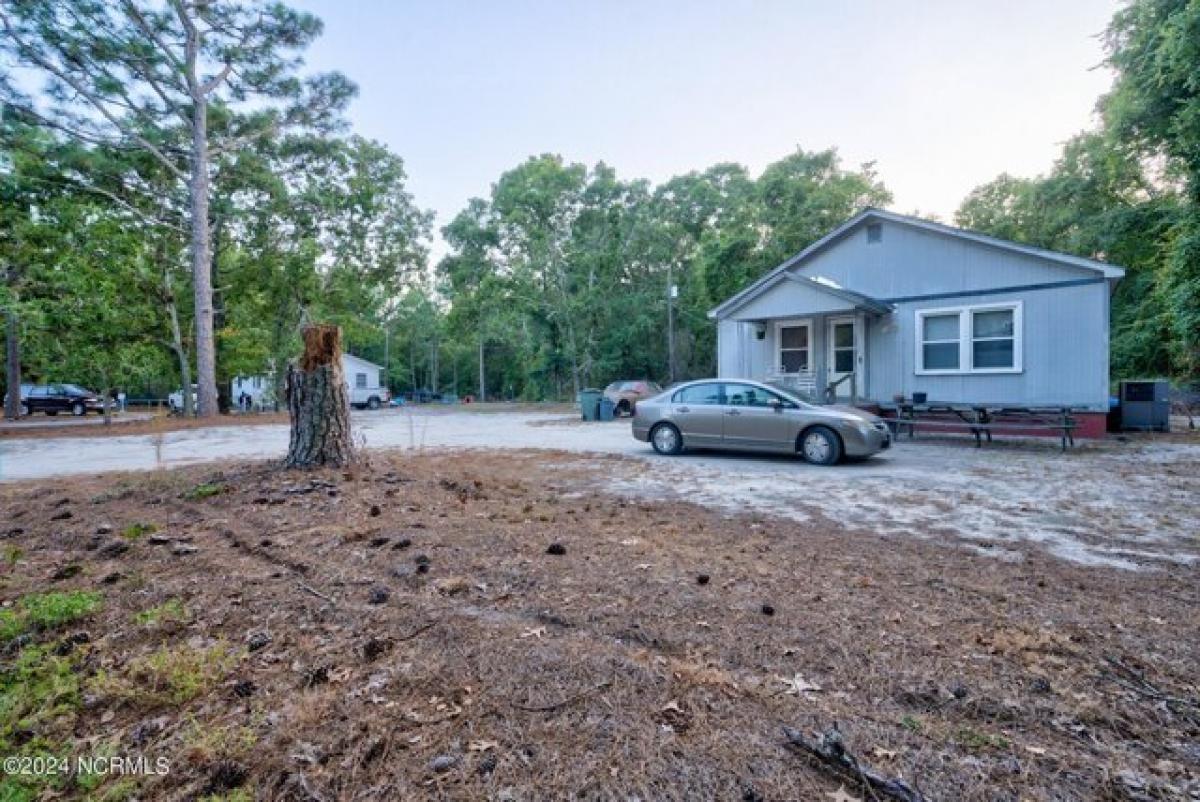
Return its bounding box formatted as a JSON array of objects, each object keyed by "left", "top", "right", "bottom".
[{"left": 825, "top": 785, "right": 861, "bottom": 802}]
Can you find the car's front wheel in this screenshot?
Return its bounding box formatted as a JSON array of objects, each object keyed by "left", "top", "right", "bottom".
[
  {"left": 799, "top": 426, "right": 842, "bottom": 466},
  {"left": 19, "top": 403, "right": 29, "bottom": 417},
  {"left": 650, "top": 423, "right": 683, "bottom": 456},
  {"left": 367, "top": 396, "right": 381, "bottom": 410}
]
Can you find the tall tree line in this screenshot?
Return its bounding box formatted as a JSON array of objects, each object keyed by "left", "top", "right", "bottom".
[
  {"left": 957, "top": 0, "right": 1200, "bottom": 383},
  {"left": 436, "top": 149, "right": 890, "bottom": 400}
]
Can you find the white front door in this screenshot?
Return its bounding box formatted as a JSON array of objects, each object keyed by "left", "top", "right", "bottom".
[{"left": 827, "top": 316, "right": 858, "bottom": 399}]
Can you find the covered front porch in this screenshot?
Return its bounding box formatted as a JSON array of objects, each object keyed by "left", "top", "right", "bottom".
[{"left": 714, "top": 274, "right": 894, "bottom": 405}]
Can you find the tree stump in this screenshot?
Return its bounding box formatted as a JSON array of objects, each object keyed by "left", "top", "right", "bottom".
[{"left": 284, "top": 325, "right": 354, "bottom": 468}]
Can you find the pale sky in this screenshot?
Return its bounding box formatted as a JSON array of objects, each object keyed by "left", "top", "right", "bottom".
[{"left": 290, "top": 1, "right": 1120, "bottom": 256}]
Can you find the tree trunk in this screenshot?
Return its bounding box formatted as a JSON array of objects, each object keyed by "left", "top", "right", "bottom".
[
  {"left": 185, "top": 27, "right": 218, "bottom": 418},
  {"left": 163, "top": 268, "right": 194, "bottom": 416},
  {"left": 285, "top": 324, "right": 354, "bottom": 469},
  {"left": 4, "top": 307, "right": 20, "bottom": 420}
]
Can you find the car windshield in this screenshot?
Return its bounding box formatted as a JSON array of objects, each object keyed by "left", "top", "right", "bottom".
[{"left": 764, "top": 382, "right": 818, "bottom": 408}]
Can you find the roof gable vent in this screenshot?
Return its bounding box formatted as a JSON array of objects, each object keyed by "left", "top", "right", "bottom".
[{"left": 866, "top": 223, "right": 882, "bottom": 244}]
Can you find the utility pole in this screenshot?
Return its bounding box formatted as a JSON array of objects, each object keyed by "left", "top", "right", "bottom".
[
  {"left": 667, "top": 265, "right": 677, "bottom": 384},
  {"left": 383, "top": 325, "right": 390, "bottom": 393},
  {"left": 478, "top": 336, "right": 486, "bottom": 403}
]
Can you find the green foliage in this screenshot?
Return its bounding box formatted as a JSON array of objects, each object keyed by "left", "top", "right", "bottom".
[
  {"left": 436, "top": 147, "right": 889, "bottom": 399},
  {"left": 958, "top": 0, "right": 1200, "bottom": 382},
  {"left": 0, "top": 646, "right": 82, "bottom": 801},
  {"left": 134, "top": 599, "right": 187, "bottom": 628},
  {"left": 182, "top": 482, "right": 227, "bottom": 501},
  {"left": 0, "top": 591, "right": 102, "bottom": 641},
  {"left": 91, "top": 643, "right": 241, "bottom": 708},
  {"left": 120, "top": 522, "right": 157, "bottom": 541},
  {"left": 955, "top": 727, "right": 1010, "bottom": 752}
]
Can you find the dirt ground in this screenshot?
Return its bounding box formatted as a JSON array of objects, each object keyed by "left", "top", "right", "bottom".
[{"left": 2, "top": 450, "right": 1198, "bottom": 801}]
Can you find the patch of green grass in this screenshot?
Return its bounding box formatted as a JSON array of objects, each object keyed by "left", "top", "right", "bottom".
[
  {"left": 92, "top": 643, "right": 241, "bottom": 708},
  {"left": 182, "top": 482, "right": 227, "bottom": 501},
  {"left": 955, "top": 727, "right": 1010, "bottom": 751},
  {"left": 120, "top": 522, "right": 157, "bottom": 541},
  {"left": 200, "top": 790, "right": 253, "bottom": 802},
  {"left": 3, "top": 545, "right": 23, "bottom": 567},
  {"left": 88, "top": 777, "right": 141, "bottom": 802},
  {"left": 182, "top": 713, "right": 258, "bottom": 762},
  {"left": 0, "top": 645, "right": 82, "bottom": 801},
  {"left": 899, "top": 714, "right": 923, "bottom": 733},
  {"left": 0, "top": 591, "right": 102, "bottom": 642},
  {"left": 134, "top": 599, "right": 187, "bottom": 628}
]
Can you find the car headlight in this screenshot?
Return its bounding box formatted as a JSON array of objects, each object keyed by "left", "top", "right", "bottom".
[{"left": 854, "top": 421, "right": 873, "bottom": 438}]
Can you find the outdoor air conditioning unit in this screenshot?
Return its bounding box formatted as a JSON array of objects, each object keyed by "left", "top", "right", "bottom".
[{"left": 1120, "top": 380, "right": 1170, "bottom": 432}]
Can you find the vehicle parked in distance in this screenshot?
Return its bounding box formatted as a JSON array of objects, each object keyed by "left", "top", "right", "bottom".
[
  {"left": 19, "top": 383, "right": 106, "bottom": 417},
  {"left": 604, "top": 380, "right": 663, "bottom": 417},
  {"left": 405, "top": 388, "right": 442, "bottom": 404},
  {"left": 350, "top": 384, "right": 390, "bottom": 410},
  {"left": 631, "top": 379, "right": 890, "bottom": 465}
]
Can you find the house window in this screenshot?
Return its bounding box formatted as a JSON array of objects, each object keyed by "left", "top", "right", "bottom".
[
  {"left": 866, "top": 223, "right": 882, "bottom": 244},
  {"left": 971, "top": 309, "right": 1015, "bottom": 369},
  {"left": 776, "top": 320, "right": 811, "bottom": 373},
  {"left": 356, "top": 373, "right": 367, "bottom": 388},
  {"left": 915, "top": 302, "right": 1022, "bottom": 374},
  {"left": 921, "top": 313, "right": 961, "bottom": 371}
]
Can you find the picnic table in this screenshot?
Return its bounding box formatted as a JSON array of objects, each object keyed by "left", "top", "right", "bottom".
[{"left": 879, "top": 402, "right": 1078, "bottom": 451}]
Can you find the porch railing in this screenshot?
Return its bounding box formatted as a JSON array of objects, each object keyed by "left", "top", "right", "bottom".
[
  {"left": 765, "top": 370, "right": 817, "bottom": 400},
  {"left": 825, "top": 373, "right": 858, "bottom": 405}
]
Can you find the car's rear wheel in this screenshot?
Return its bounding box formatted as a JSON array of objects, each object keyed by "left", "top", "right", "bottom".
[
  {"left": 367, "top": 396, "right": 381, "bottom": 410},
  {"left": 799, "top": 425, "right": 842, "bottom": 466},
  {"left": 46, "top": 410, "right": 58, "bottom": 416},
  {"left": 650, "top": 423, "right": 682, "bottom": 455},
  {"left": 72, "top": 402, "right": 85, "bottom": 416}
]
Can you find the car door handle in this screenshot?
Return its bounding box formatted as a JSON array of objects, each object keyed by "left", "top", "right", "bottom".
[
  {"left": 726, "top": 409, "right": 741, "bottom": 416},
  {"left": 677, "top": 406, "right": 690, "bottom": 413}
]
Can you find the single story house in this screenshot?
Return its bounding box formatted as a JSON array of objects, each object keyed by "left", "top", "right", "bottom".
[{"left": 709, "top": 209, "right": 1125, "bottom": 437}]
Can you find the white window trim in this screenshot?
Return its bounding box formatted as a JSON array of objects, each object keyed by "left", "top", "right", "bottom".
[
  {"left": 774, "top": 318, "right": 813, "bottom": 374},
  {"left": 915, "top": 301, "right": 1023, "bottom": 375}
]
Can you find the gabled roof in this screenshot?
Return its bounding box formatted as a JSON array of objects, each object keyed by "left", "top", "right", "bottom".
[
  {"left": 743, "top": 273, "right": 893, "bottom": 317},
  {"left": 343, "top": 353, "right": 383, "bottom": 370},
  {"left": 709, "top": 208, "right": 1126, "bottom": 320}
]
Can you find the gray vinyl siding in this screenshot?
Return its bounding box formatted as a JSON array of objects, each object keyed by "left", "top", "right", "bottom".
[
  {"left": 869, "top": 282, "right": 1110, "bottom": 409},
  {"left": 714, "top": 217, "right": 1115, "bottom": 410},
  {"left": 791, "top": 219, "right": 1097, "bottom": 295}
]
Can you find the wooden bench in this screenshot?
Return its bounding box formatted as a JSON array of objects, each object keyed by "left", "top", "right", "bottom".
[{"left": 882, "top": 404, "right": 1079, "bottom": 451}]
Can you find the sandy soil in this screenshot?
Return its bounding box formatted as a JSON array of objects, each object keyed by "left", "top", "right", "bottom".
[
  {"left": 1, "top": 451, "right": 1198, "bottom": 801},
  {"left": 4, "top": 409, "right": 1199, "bottom": 573}
]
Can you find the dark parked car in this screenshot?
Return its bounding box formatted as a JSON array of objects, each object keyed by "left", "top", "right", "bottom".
[
  {"left": 405, "top": 389, "right": 442, "bottom": 404},
  {"left": 19, "top": 383, "right": 106, "bottom": 417}
]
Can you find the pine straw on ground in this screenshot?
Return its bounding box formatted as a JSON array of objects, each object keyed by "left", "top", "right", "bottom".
[{"left": 1, "top": 450, "right": 1198, "bottom": 801}]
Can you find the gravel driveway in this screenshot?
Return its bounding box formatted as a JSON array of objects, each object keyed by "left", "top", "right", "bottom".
[{"left": 2, "top": 407, "right": 1197, "bottom": 569}]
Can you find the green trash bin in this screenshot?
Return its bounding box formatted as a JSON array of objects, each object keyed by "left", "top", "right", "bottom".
[{"left": 578, "top": 388, "right": 602, "bottom": 421}]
